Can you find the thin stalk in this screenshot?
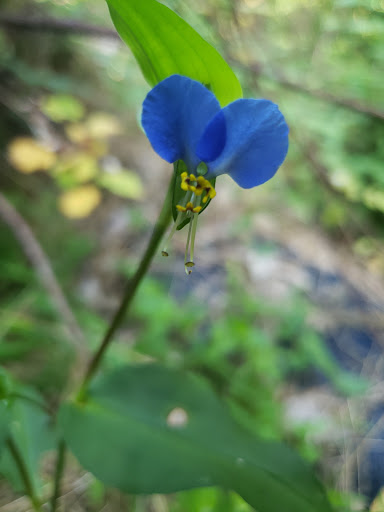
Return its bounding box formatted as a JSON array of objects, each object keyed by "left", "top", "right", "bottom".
[
  {"left": 162, "top": 208, "right": 183, "bottom": 256},
  {"left": 189, "top": 212, "right": 199, "bottom": 263},
  {"left": 77, "top": 173, "right": 175, "bottom": 398},
  {"left": 189, "top": 196, "right": 201, "bottom": 264},
  {"left": 6, "top": 437, "right": 42, "bottom": 512},
  {"left": 50, "top": 439, "right": 66, "bottom": 512},
  {"left": 184, "top": 218, "right": 194, "bottom": 272},
  {"left": 54, "top": 174, "right": 174, "bottom": 511}
]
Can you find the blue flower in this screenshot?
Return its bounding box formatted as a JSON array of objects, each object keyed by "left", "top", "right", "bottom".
[{"left": 141, "top": 74, "right": 289, "bottom": 273}]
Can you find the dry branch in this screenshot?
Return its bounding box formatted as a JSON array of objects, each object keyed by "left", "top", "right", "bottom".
[{"left": 0, "top": 192, "right": 85, "bottom": 348}]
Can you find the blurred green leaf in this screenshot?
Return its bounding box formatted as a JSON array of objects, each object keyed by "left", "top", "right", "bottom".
[
  {"left": 0, "top": 368, "right": 13, "bottom": 400},
  {"left": 0, "top": 401, "right": 10, "bottom": 453},
  {"left": 106, "top": 0, "right": 242, "bottom": 106},
  {"left": 41, "top": 94, "right": 85, "bottom": 123},
  {"left": 0, "top": 394, "right": 56, "bottom": 493},
  {"left": 53, "top": 154, "right": 100, "bottom": 188},
  {"left": 59, "top": 365, "right": 331, "bottom": 512}
]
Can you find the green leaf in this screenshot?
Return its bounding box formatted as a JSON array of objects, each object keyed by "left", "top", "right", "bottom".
[
  {"left": 41, "top": 94, "right": 85, "bottom": 123},
  {"left": 0, "top": 394, "right": 56, "bottom": 493},
  {"left": 0, "top": 401, "right": 10, "bottom": 454},
  {"left": 106, "top": 0, "right": 242, "bottom": 106},
  {"left": 59, "top": 365, "right": 332, "bottom": 512},
  {"left": 0, "top": 367, "right": 13, "bottom": 400}
]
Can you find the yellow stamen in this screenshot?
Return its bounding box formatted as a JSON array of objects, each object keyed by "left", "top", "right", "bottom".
[
  {"left": 176, "top": 201, "right": 202, "bottom": 213},
  {"left": 161, "top": 171, "right": 215, "bottom": 269},
  {"left": 179, "top": 172, "right": 216, "bottom": 204},
  {"left": 202, "top": 184, "right": 216, "bottom": 204},
  {"left": 180, "top": 171, "right": 190, "bottom": 191},
  {"left": 190, "top": 176, "right": 207, "bottom": 196}
]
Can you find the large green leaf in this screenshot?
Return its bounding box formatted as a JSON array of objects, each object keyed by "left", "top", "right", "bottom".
[
  {"left": 59, "top": 365, "right": 332, "bottom": 512},
  {"left": 106, "top": 0, "right": 242, "bottom": 106}
]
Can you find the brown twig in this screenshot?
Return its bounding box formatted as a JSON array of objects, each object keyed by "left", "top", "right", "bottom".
[
  {"left": 0, "top": 192, "right": 85, "bottom": 349},
  {"left": 0, "top": 14, "right": 119, "bottom": 39},
  {"left": 247, "top": 62, "right": 384, "bottom": 121}
]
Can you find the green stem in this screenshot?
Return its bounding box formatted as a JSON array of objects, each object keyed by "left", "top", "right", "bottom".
[
  {"left": 77, "top": 172, "right": 175, "bottom": 398},
  {"left": 50, "top": 439, "right": 66, "bottom": 512},
  {"left": 6, "top": 437, "right": 42, "bottom": 512}
]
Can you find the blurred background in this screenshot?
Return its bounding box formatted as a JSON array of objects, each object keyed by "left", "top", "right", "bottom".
[{"left": 0, "top": 0, "right": 384, "bottom": 510}]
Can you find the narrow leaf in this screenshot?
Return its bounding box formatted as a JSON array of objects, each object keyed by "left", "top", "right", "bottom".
[{"left": 106, "top": 0, "right": 242, "bottom": 106}]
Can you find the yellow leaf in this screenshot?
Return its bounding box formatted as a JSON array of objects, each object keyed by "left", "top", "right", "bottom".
[
  {"left": 7, "top": 137, "right": 56, "bottom": 174},
  {"left": 58, "top": 185, "right": 102, "bottom": 219},
  {"left": 65, "top": 123, "right": 89, "bottom": 144},
  {"left": 65, "top": 124, "right": 108, "bottom": 156},
  {"left": 371, "top": 488, "right": 384, "bottom": 511},
  {"left": 98, "top": 171, "right": 144, "bottom": 199},
  {"left": 85, "top": 113, "right": 122, "bottom": 138}
]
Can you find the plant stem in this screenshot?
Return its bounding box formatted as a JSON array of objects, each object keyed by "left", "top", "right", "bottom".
[
  {"left": 50, "top": 439, "right": 66, "bottom": 512},
  {"left": 51, "top": 174, "right": 174, "bottom": 510},
  {"left": 6, "top": 437, "right": 43, "bottom": 512},
  {"left": 77, "top": 173, "right": 175, "bottom": 398}
]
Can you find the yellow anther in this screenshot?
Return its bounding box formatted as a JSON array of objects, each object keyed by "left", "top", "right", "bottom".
[
  {"left": 202, "top": 183, "right": 216, "bottom": 204},
  {"left": 176, "top": 202, "right": 202, "bottom": 213},
  {"left": 185, "top": 261, "right": 195, "bottom": 275},
  {"left": 190, "top": 176, "right": 207, "bottom": 195},
  {"left": 180, "top": 173, "right": 215, "bottom": 203},
  {"left": 180, "top": 172, "right": 191, "bottom": 191}
]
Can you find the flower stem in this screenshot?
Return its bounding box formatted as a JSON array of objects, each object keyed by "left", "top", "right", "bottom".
[
  {"left": 54, "top": 174, "right": 174, "bottom": 511},
  {"left": 77, "top": 172, "right": 175, "bottom": 398},
  {"left": 50, "top": 439, "right": 66, "bottom": 512},
  {"left": 6, "top": 437, "right": 42, "bottom": 512}
]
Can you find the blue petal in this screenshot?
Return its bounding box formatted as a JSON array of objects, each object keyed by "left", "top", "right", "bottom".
[
  {"left": 200, "top": 99, "right": 289, "bottom": 188},
  {"left": 141, "top": 75, "right": 221, "bottom": 170},
  {"left": 196, "top": 110, "right": 226, "bottom": 162}
]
